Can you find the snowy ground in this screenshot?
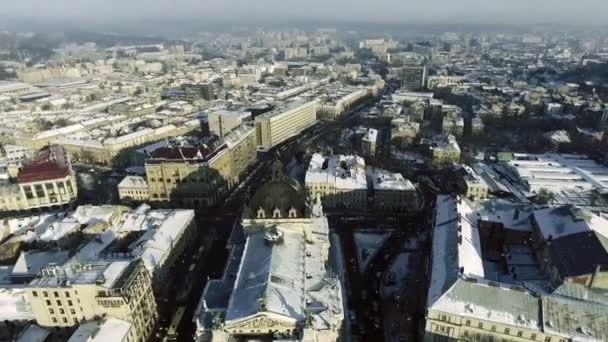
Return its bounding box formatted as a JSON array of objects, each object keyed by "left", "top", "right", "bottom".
[
  {"left": 354, "top": 231, "right": 391, "bottom": 273},
  {"left": 381, "top": 253, "right": 411, "bottom": 300},
  {"left": 381, "top": 236, "right": 423, "bottom": 342},
  {"left": 381, "top": 235, "right": 421, "bottom": 300}
]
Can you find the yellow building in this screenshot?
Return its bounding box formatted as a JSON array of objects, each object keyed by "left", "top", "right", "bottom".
[
  {"left": 0, "top": 145, "right": 78, "bottom": 212},
  {"left": 146, "top": 125, "right": 256, "bottom": 207},
  {"left": 255, "top": 100, "right": 319, "bottom": 151},
  {"left": 26, "top": 259, "right": 158, "bottom": 342},
  {"left": 305, "top": 154, "right": 368, "bottom": 210},
  {"left": 431, "top": 134, "right": 461, "bottom": 166}
]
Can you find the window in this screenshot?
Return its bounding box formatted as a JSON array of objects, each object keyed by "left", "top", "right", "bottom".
[
  {"left": 518, "top": 331, "right": 523, "bottom": 337},
  {"left": 35, "top": 184, "right": 45, "bottom": 198},
  {"left": 65, "top": 292, "right": 70, "bottom": 298},
  {"left": 70, "top": 309, "right": 75, "bottom": 315},
  {"left": 32, "top": 291, "right": 38, "bottom": 297},
  {"left": 62, "top": 317, "right": 68, "bottom": 323},
  {"left": 24, "top": 186, "right": 34, "bottom": 199},
  {"left": 53, "top": 291, "right": 59, "bottom": 297},
  {"left": 45, "top": 300, "right": 51, "bottom": 306},
  {"left": 52, "top": 317, "right": 57, "bottom": 323},
  {"left": 504, "top": 328, "right": 510, "bottom": 334},
  {"left": 465, "top": 319, "right": 471, "bottom": 326},
  {"left": 59, "top": 308, "right": 64, "bottom": 314},
  {"left": 440, "top": 315, "right": 447, "bottom": 322},
  {"left": 56, "top": 300, "right": 62, "bottom": 306},
  {"left": 491, "top": 325, "right": 496, "bottom": 332},
  {"left": 531, "top": 334, "right": 537, "bottom": 340},
  {"left": 478, "top": 322, "right": 483, "bottom": 329},
  {"left": 49, "top": 308, "right": 54, "bottom": 314},
  {"left": 68, "top": 300, "right": 73, "bottom": 306},
  {"left": 73, "top": 318, "right": 79, "bottom": 324}
]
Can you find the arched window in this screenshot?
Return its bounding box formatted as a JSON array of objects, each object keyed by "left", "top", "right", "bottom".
[
  {"left": 257, "top": 208, "right": 266, "bottom": 219},
  {"left": 273, "top": 208, "right": 282, "bottom": 218},
  {"left": 288, "top": 207, "right": 297, "bottom": 218}
]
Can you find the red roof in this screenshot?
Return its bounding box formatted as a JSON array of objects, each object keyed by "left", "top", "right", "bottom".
[{"left": 17, "top": 146, "right": 71, "bottom": 183}]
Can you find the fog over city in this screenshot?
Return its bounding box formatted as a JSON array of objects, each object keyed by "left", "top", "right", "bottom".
[
  {"left": 1, "top": 0, "right": 607, "bottom": 25},
  {"left": 2, "top": 0, "right": 608, "bottom": 341}
]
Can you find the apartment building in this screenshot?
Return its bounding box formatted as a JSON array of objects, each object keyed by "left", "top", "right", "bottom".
[
  {"left": 305, "top": 153, "right": 368, "bottom": 210},
  {"left": 255, "top": 100, "right": 319, "bottom": 151},
  {"left": 26, "top": 259, "right": 157, "bottom": 342},
  {"left": 145, "top": 125, "right": 256, "bottom": 207}
]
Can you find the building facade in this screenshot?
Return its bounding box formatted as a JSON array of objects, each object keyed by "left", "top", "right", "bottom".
[
  {"left": 255, "top": 100, "right": 319, "bottom": 151},
  {"left": 26, "top": 260, "right": 158, "bottom": 342},
  {"left": 208, "top": 110, "right": 251, "bottom": 137},
  {"left": 305, "top": 154, "right": 368, "bottom": 210},
  {"left": 195, "top": 161, "right": 344, "bottom": 342},
  {"left": 145, "top": 126, "right": 256, "bottom": 207},
  {"left": 117, "top": 176, "right": 150, "bottom": 202},
  {"left": 0, "top": 145, "right": 78, "bottom": 212}
]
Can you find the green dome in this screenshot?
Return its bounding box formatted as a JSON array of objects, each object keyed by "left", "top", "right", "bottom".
[{"left": 244, "top": 160, "right": 307, "bottom": 219}]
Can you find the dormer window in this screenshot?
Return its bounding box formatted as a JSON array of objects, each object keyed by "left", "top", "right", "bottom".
[
  {"left": 273, "top": 208, "right": 282, "bottom": 218},
  {"left": 288, "top": 207, "right": 297, "bottom": 218},
  {"left": 257, "top": 208, "right": 266, "bottom": 219}
]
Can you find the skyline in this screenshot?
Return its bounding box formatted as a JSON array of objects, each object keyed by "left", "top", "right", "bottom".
[{"left": 1, "top": 0, "right": 607, "bottom": 26}]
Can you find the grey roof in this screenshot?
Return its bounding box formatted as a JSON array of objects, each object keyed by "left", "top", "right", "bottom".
[
  {"left": 225, "top": 228, "right": 306, "bottom": 324},
  {"left": 12, "top": 250, "right": 71, "bottom": 277},
  {"left": 548, "top": 231, "right": 608, "bottom": 278},
  {"left": 431, "top": 279, "right": 541, "bottom": 330},
  {"left": 542, "top": 294, "right": 608, "bottom": 341}
]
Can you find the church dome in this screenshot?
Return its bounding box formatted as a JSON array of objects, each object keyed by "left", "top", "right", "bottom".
[{"left": 244, "top": 160, "right": 307, "bottom": 219}]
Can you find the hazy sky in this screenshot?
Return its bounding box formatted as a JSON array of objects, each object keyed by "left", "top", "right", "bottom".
[{"left": 1, "top": 0, "right": 606, "bottom": 25}]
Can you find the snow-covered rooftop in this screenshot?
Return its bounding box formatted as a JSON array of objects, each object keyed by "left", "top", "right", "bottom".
[
  {"left": 68, "top": 318, "right": 131, "bottom": 342},
  {"left": 305, "top": 153, "right": 367, "bottom": 191},
  {"left": 532, "top": 205, "right": 608, "bottom": 241},
  {"left": 507, "top": 153, "right": 608, "bottom": 194},
  {"left": 367, "top": 167, "right": 415, "bottom": 192}
]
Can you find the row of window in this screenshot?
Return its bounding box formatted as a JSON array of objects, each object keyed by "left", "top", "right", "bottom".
[
  {"left": 44, "top": 299, "right": 75, "bottom": 307},
  {"left": 33, "top": 290, "right": 74, "bottom": 298},
  {"left": 23, "top": 181, "right": 73, "bottom": 200}
]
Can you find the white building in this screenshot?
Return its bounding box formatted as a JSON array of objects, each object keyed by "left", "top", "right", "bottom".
[
  {"left": 505, "top": 153, "right": 608, "bottom": 196},
  {"left": 255, "top": 100, "right": 319, "bottom": 151},
  {"left": 208, "top": 110, "right": 252, "bottom": 137},
  {"left": 305, "top": 154, "right": 367, "bottom": 210},
  {"left": 117, "top": 175, "right": 149, "bottom": 202}
]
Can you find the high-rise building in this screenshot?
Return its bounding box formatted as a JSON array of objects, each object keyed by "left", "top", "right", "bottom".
[
  {"left": 181, "top": 82, "right": 215, "bottom": 101},
  {"left": 255, "top": 100, "right": 319, "bottom": 151},
  {"left": 400, "top": 65, "right": 427, "bottom": 90}
]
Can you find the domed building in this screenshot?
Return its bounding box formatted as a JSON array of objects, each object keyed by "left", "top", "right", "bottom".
[
  {"left": 243, "top": 159, "right": 309, "bottom": 220},
  {"left": 195, "top": 159, "right": 344, "bottom": 342}
]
